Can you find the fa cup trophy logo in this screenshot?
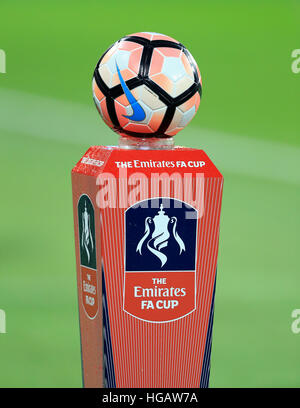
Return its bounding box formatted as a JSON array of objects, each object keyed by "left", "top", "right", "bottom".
[
  {"left": 81, "top": 201, "right": 94, "bottom": 264},
  {"left": 136, "top": 204, "right": 185, "bottom": 267}
]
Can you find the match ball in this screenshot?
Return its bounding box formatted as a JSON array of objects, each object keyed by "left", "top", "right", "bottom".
[{"left": 93, "top": 32, "right": 202, "bottom": 138}]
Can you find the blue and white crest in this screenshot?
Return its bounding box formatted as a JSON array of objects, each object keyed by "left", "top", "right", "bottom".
[
  {"left": 136, "top": 203, "right": 186, "bottom": 267},
  {"left": 125, "top": 198, "right": 197, "bottom": 271}
]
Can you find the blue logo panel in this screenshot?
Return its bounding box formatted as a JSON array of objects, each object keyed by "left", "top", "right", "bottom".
[{"left": 125, "top": 198, "right": 197, "bottom": 271}]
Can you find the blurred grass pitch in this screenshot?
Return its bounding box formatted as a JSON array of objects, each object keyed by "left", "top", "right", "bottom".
[{"left": 0, "top": 0, "right": 299, "bottom": 388}]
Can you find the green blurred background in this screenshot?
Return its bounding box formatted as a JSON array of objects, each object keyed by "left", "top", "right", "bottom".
[{"left": 0, "top": 0, "right": 299, "bottom": 387}]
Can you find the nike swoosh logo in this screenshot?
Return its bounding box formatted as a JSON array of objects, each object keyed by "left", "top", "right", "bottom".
[{"left": 116, "top": 62, "right": 146, "bottom": 122}]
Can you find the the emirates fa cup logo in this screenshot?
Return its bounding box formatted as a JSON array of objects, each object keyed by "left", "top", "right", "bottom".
[
  {"left": 124, "top": 198, "right": 198, "bottom": 323},
  {"left": 77, "top": 195, "right": 98, "bottom": 319},
  {"left": 136, "top": 204, "right": 185, "bottom": 267}
]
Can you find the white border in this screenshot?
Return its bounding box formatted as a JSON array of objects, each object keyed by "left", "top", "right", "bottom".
[
  {"left": 78, "top": 193, "right": 99, "bottom": 321},
  {"left": 122, "top": 196, "right": 198, "bottom": 324}
]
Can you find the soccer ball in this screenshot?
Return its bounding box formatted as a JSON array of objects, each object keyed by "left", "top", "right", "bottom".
[{"left": 93, "top": 32, "right": 202, "bottom": 138}]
